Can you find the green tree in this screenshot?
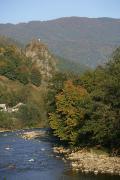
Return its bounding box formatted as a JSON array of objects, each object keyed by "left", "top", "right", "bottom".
[
  {"left": 0, "top": 111, "right": 14, "bottom": 129},
  {"left": 79, "top": 48, "right": 120, "bottom": 148},
  {"left": 46, "top": 72, "right": 68, "bottom": 113},
  {"left": 30, "top": 68, "right": 41, "bottom": 86},
  {"left": 17, "top": 103, "right": 42, "bottom": 127}
]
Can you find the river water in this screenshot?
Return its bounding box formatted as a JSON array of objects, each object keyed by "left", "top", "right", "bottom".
[{"left": 0, "top": 129, "right": 119, "bottom": 180}]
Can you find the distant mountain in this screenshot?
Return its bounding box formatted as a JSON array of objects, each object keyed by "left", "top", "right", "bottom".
[{"left": 0, "top": 17, "right": 120, "bottom": 67}]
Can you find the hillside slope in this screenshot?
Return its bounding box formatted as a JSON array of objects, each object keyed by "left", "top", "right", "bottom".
[{"left": 0, "top": 37, "right": 57, "bottom": 129}]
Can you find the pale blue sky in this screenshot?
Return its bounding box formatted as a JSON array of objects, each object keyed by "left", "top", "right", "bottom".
[{"left": 0, "top": 0, "right": 120, "bottom": 24}]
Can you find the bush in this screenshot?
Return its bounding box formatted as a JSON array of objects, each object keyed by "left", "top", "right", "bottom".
[
  {"left": 0, "top": 111, "right": 14, "bottom": 129},
  {"left": 17, "top": 103, "right": 42, "bottom": 127}
]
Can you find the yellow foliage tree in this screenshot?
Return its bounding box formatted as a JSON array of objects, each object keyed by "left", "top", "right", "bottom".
[{"left": 49, "top": 80, "right": 92, "bottom": 145}]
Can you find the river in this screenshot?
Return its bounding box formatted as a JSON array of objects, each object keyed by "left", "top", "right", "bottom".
[{"left": 0, "top": 129, "right": 119, "bottom": 180}]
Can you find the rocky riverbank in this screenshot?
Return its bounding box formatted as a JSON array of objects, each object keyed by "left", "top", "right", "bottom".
[
  {"left": 0, "top": 129, "right": 48, "bottom": 138},
  {"left": 21, "top": 130, "right": 47, "bottom": 139},
  {"left": 53, "top": 146, "right": 120, "bottom": 176},
  {"left": 0, "top": 128, "right": 10, "bottom": 132}
]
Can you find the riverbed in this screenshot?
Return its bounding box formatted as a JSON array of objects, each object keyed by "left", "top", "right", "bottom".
[{"left": 0, "top": 129, "right": 119, "bottom": 180}]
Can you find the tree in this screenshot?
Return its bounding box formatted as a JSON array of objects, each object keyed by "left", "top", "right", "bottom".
[
  {"left": 46, "top": 72, "right": 68, "bottom": 113},
  {"left": 0, "top": 111, "right": 14, "bottom": 129},
  {"left": 17, "top": 103, "right": 42, "bottom": 127},
  {"left": 30, "top": 68, "right": 41, "bottom": 86},
  {"left": 79, "top": 47, "right": 120, "bottom": 148},
  {"left": 49, "top": 80, "right": 92, "bottom": 145}
]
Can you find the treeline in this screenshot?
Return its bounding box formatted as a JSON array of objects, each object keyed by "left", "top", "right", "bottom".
[{"left": 48, "top": 47, "right": 120, "bottom": 149}]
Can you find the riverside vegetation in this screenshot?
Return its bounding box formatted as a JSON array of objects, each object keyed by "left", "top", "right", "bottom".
[
  {"left": 0, "top": 36, "right": 120, "bottom": 174},
  {"left": 48, "top": 46, "right": 120, "bottom": 175},
  {"left": 48, "top": 47, "right": 120, "bottom": 151}
]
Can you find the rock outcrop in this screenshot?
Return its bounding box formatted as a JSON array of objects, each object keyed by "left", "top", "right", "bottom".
[{"left": 25, "top": 39, "right": 57, "bottom": 83}]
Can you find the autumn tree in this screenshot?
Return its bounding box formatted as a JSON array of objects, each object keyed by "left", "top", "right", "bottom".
[{"left": 49, "top": 80, "right": 92, "bottom": 145}]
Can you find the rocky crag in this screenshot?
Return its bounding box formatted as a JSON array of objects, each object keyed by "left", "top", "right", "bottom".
[{"left": 25, "top": 39, "right": 57, "bottom": 84}]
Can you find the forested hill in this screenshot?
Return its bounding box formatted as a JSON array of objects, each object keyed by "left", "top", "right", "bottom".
[
  {"left": 0, "top": 37, "right": 56, "bottom": 129},
  {"left": 0, "top": 17, "right": 120, "bottom": 67}
]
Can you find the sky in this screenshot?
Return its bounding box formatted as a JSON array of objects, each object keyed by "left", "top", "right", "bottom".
[{"left": 0, "top": 0, "right": 120, "bottom": 24}]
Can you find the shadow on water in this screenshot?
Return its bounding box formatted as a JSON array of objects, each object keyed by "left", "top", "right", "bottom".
[{"left": 0, "top": 129, "right": 119, "bottom": 180}]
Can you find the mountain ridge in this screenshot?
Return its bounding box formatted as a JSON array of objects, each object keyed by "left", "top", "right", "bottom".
[
  {"left": 0, "top": 17, "right": 120, "bottom": 67},
  {"left": 1, "top": 16, "right": 120, "bottom": 25}
]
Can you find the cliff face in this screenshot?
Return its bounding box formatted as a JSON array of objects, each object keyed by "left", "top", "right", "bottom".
[{"left": 25, "top": 39, "right": 57, "bottom": 83}]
